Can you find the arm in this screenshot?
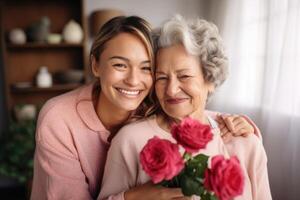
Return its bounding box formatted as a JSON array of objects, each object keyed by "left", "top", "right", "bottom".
[
  {"left": 248, "top": 138, "right": 272, "bottom": 200},
  {"left": 99, "top": 129, "right": 139, "bottom": 199},
  {"left": 31, "top": 112, "right": 93, "bottom": 200},
  {"left": 31, "top": 106, "right": 125, "bottom": 200}
]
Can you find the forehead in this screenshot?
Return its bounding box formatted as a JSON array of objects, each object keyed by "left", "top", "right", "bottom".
[
  {"left": 102, "top": 32, "right": 149, "bottom": 59},
  {"left": 156, "top": 44, "right": 200, "bottom": 72}
]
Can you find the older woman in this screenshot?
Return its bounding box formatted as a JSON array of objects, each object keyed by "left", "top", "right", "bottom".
[{"left": 99, "top": 16, "right": 272, "bottom": 200}]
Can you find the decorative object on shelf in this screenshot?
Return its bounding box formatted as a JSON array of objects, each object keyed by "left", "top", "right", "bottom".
[
  {"left": 14, "top": 104, "right": 37, "bottom": 122},
  {"left": 54, "top": 69, "right": 84, "bottom": 84},
  {"left": 91, "top": 9, "right": 124, "bottom": 36},
  {"left": 47, "top": 33, "right": 62, "bottom": 44},
  {"left": 26, "top": 16, "right": 50, "bottom": 42},
  {"left": 36, "top": 66, "right": 52, "bottom": 88},
  {"left": 8, "top": 28, "right": 27, "bottom": 44},
  {"left": 62, "top": 20, "right": 83, "bottom": 44}
]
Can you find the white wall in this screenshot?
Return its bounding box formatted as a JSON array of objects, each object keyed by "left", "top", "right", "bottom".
[{"left": 86, "top": 0, "right": 208, "bottom": 28}]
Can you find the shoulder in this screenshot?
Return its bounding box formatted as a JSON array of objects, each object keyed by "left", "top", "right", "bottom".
[
  {"left": 113, "top": 118, "right": 153, "bottom": 144},
  {"left": 35, "top": 85, "right": 90, "bottom": 145},
  {"left": 37, "top": 83, "right": 94, "bottom": 126},
  {"left": 226, "top": 134, "right": 267, "bottom": 166},
  {"left": 38, "top": 86, "right": 84, "bottom": 121},
  {"left": 110, "top": 117, "right": 156, "bottom": 154}
]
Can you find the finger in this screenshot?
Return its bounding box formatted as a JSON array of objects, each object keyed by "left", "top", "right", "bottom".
[
  {"left": 222, "top": 132, "right": 233, "bottom": 143},
  {"left": 242, "top": 131, "right": 251, "bottom": 137},
  {"left": 215, "top": 115, "right": 224, "bottom": 124},
  {"left": 218, "top": 122, "right": 225, "bottom": 129},
  {"left": 173, "top": 197, "right": 193, "bottom": 200},
  {"left": 220, "top": 126, "right": 230, "bottom": 137},
  {"left": 164, "top": 188, "right": 185, "bottom": 198},
  {"left": 231, "top": 115, "right": 245, "bottom": 124},
  {"left": 232, "top": 121, "right": 254, "bottom": 135},
  {"left": 222, "top": 115, "right": 235, "bottom": 132},
  {"left": 231, "top": 122, "right": 248, "bottom": 135}
]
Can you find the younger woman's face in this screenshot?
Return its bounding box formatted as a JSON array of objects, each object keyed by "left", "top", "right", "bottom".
[{"left": 92, "top": 32, "right": 153, "bottom": 112}]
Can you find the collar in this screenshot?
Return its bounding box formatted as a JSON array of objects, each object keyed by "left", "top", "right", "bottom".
[{"left": 76, "top": 83, "right": 110, "bottom": 143}]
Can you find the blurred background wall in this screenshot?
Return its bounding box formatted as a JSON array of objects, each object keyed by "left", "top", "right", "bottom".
[{"left": 86, "top": 0, "right": 208, "bottom": 28}]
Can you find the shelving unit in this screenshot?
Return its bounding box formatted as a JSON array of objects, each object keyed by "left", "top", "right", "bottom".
[{"left": 0, "top": 0, "right": 88, "bottom": 113}]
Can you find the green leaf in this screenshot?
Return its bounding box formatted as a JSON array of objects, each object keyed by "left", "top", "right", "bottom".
[
  {"left": 180, "top": 174, "right": 204, "bottom": 196},
  {"left": 0, "top": 119, "right": 36, "bottom": 183},
  {"left": 193, "top": 154, "right": 209, "bottom": 163},
  {"left": 184, "top": 153, "right": 209, "bottom": 178},
  {"left": 201, "top": 191, "right": 219, "bottom": 200}
]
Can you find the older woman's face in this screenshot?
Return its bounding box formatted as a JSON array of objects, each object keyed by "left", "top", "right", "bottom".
[{"left": 155, "top": 44, "right": 214, "bottom": 120}]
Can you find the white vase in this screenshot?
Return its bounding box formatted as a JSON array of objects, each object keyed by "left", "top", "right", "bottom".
[
  {"left": 36, "top": 66, "right": 52, "bottom": 88},
  {"left": 62, "top": 20, "right": 83, "bottom": 43},
  {"left": 9, "top": 28, "right": 27, "bottom": 44}
]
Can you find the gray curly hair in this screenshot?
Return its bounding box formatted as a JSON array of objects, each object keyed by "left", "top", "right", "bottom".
[{"left": 154, "top": 15, "right": 229, "bottom": 88}]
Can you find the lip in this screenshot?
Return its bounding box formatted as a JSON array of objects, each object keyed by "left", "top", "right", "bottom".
[{"left": 165, "top": 98, "right": 187, "bottom": 104}]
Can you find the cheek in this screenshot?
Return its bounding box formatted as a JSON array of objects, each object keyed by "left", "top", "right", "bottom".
[
  {"left": 102, "top": 66, "right": 124, "bottom": 80},
  {"left": 144, "top": 74, "right": 154, "bottom": 88},
  {"left": 155, "top": 84, "right": 164, "bottom": 99},
  {"left": 184, "top": 81, "right": 207, "bottom": 100}
]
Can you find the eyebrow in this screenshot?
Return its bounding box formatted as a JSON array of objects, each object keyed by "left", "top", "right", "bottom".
[
  {"left": 109, "top": 56, "right": 150, "bottom": 64},
  {"left": 155, "top": 68, "right": 190, "bottom": 74}
]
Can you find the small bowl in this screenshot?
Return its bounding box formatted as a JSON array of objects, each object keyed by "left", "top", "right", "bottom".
[
  {"left": 47, "top": 33, "right": 62, "bottom": 44},
  {"left": 54, "top": 70, "right": 84, "bottom": 84}
]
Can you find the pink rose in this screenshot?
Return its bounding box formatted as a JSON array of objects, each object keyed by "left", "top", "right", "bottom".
[
  {"left": 140, "top": 136, "right": 184, "bottom": 183},
  {"left": 204, "top": 155, "right": 244, "bottom": 200},
  {"left": 171, "top": 117, "right": 213, "bottom": 153}
]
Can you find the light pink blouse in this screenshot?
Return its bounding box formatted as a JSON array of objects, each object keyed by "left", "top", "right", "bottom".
[
  {"left": 30, "top": 84, "right": 124, "bottom": 200},
  {"left": 99, "top": 115, "right": 272, "bottom": 200}
]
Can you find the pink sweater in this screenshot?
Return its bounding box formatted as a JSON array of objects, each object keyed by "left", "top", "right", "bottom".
[
  {"left": 31, "top": 84, "right": 124, "bottom": 200},
  {"left": 99, "top": 115, "right": 272, "bottom": 200},
  {"left": 30, "top": 83, "right": 263, "bottom": 200}
]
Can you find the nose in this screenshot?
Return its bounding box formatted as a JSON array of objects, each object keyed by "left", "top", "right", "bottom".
[
  {"left": 124, "top": 68, "right": 140, "bottom": 86},
  {"left": 166, "top": 77, "right": 180, "bottom": 97}
]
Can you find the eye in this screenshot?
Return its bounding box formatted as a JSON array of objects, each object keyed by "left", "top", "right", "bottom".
[
  {"left": 155, "top": 76, "right": 168, "bottom": 81},
  {"left": 112, "top": 63, "right": 127, "bottom": 69},
  {"left": 141, "top": 66, "right": 152, "bottom": 72},
  {"left": 178, "top": 75, "right": 191, "bottom": 80}
]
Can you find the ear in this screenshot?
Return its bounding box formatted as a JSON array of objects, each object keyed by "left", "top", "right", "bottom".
[{"left": 91, "top": 55, "right": 100, "bottom": 78}]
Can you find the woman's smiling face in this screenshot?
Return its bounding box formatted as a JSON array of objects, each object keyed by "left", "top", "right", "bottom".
[
  {"left": 155, "top": 44, "right": 214, "bottom": 120},
  {"left": 92, "top": 32, "right": 153, "bottom": 112}
]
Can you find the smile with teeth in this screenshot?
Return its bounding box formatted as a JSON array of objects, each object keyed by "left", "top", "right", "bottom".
[{"left": 117, "top": 88, "right": 141, "bottom": 96}]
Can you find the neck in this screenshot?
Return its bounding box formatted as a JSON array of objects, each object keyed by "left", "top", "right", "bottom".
[
  {"left": 157, "top": 111, "right": 210, "bottom": 132},
  {"left": 95, "top": 92, "right": 131, "bottom": 134}
]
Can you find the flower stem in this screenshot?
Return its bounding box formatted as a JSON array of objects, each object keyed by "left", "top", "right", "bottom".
[{"left": 183, "top": 152, "right": 192, "bottom": 161}]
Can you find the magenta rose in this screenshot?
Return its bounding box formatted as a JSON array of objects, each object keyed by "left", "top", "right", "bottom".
[
  {"left": 140, "top": 136, "right": 184, "bottom": 183},
  {"left": 171, "top": 117, "right": 213, "bottom": 153},
  {"left": 204, "top": 155, "right": 244, "bottom": 200}
]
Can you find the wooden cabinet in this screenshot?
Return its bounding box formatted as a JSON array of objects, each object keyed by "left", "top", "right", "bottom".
[{"left": 0, "top": 0, "right": 88, "bottom": 113}]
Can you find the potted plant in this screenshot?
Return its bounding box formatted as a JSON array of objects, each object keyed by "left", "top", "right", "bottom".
[{"left": 0, "top": 118, "right": 36, "bottom": 197}]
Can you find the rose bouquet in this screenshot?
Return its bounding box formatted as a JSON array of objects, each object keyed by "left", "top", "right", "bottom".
[{"left": 140, "top": 117, "right": 244, "bottom": 200}]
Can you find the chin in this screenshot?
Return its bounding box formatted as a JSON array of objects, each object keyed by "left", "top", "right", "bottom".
[
  {"left": 165, "top": 111, "right": 189, "bottom": 120},
  {"left": 117, "top": 102, "right": 142, "bottom": 112}
]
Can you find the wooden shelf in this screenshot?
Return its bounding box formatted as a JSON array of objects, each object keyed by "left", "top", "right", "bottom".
[
  {"left": 7, "top": 43, "right": 84, "bottom": 49},
  {"left": 1, "top": 0, "right": 88, "bottom": 110},
  {"left": 11, "top": 83, "right": 82, "bottom": 93}
]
